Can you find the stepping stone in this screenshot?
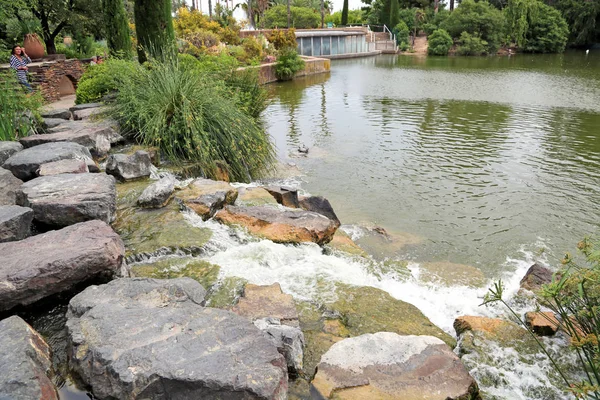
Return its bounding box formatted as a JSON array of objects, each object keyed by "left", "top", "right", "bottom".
[
  {"left": 0, "top": 316, "right": 58, "bottom": 400},
  {"left": 17, "top": 173, "right": 116, "bottom": 228},
  {"left": 0, "top": 168, "right": 22, "bottom": 206},
  {"left": 176, "top": 178, "right": 238, "bottom": 219},
  {"left": 41, "top": 108, "right": 71, "bottom": 120},
  {"left": 48, "top": 120, "right": 123, "bottom": 144},
  {"left": 0, "top": 205, "right": 33, "bottom": 242},
  {"left": 0, "top": 220, "right": 125, "bottom": 312},
  {"left": 106, "top": 151, "right": 152, "bottom": 181},
  {"left": 215, "top": 205, "right": 338, "bottom": 245},
  {"left": 2, "top": 142, "right": 98, "bottom": 181},
  {"left": 69, "top": 103, "right": 103, "bottom": 112},
  {"left": 19, "top": 126, "right": 113, "bottom": 158},
  {"left": 137, "top": 176, "right": 176, "bottom": 208},
  {"left": 0, "top": 141, "right": 23, "bottom": 165},
  {"left": 42, "top": 118, "right": 67, "bottom": 129},
  {"left": 73, "top": 106, "right": 107, "bottom": 121},
  {"left": 66, "top": 278, "right": 288, "bottom": 400},
  {"left": 38, "top": 159, "right": 89, "bottom": 176},
  {"left": 311, "top": 332, "right": 479, "bottom": 400}
]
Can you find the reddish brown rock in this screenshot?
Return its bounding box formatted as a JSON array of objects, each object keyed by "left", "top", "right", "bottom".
[
  {"left": 176, "top": 178, "right": 237, "bottom": 220},
  {"left": 520, "top": 263, "right": 553, "bottom": 292},
  {"left": 454, "top": 316, "right": 525, "bottom": 339},
  {"left": 232, "top": 283, "right": 299, "bottom": 327},
  {"left": 525, "top": 311, "right": 560, "bottom": 336},
  {"left": 266, "top": 186, "right": 300, "bottom": 208}
]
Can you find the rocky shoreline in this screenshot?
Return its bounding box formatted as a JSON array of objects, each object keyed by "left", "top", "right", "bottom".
[{"left": 0, "top": 106, "right": 572, "bottom": 399}]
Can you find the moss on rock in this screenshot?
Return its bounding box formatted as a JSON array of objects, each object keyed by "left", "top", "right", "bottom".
[
  {"left": 205, "top": 276, "right": 248, "bottom": 309},
  {"left": 129, "top": 257, "right": 220, "bottom": 289}
]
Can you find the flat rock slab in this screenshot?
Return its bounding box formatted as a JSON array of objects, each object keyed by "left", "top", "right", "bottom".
[
  {"left": 38, "top": 159, "right": 89, "bottom": 176},
  {"left": 0, "top": 316, "right": 58, "bottom": 400},
  {"left": 42, "top": 118, "right": 67, "bottom": 129},
  {"left": 48, "top": 120, "right": 123, "bottom": 144},
  {"left": 17, "top": 173, "right": 116, "bottom": 228},
  {"left": 137, "top": 176, "right": 175, "bottom": 208},
  {"left": 236, "top": 187, "right": 279, "bottom": 207},
  {"left": 0, "top": 168, "right": 23, "bottom": 206},
  {"left": 0, "top": 205, "right": 33, "bottom": 242},
  {"left": 70, "top": 103, "right": 103, "bottom": 112},
  {"left": 0, "top": 220, "right": 125, "bottom": 312},
  {"left": 311, "top": 333, "right": 479, "bottom": 400},
  {"left": 19, "top": 126, "right": 113, "bottom": 158},
  {"left": 41, "top": 108, "right": 71, "bottom": 120},
  {"left": 215, "top": 205, "right": 338, "bottom": 245},
  {"left": 232, "top": 283, "right": 299, "bottom": 327},
  {"left": 0, "top": 141, "right": 23, "bottom": 165},
  {"left": 177, "top": 178, "right": 238, "bottom": 219},
  {"left": 66, "top": 278, "right": 288, "bottom": 400},
  {"left": 2, "top": 142, "right": 98, "bottom": 181},
  {"left": 106, "top": 151, "right": 152, "bottom": 181},
  {"left": 73, "top": 106, "right": 107, "bottom": 121}
]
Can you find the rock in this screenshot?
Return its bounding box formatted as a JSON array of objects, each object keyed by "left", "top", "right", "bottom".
[
  {"left": 69, "top": 102, "right": 103, "bottom": 112},
  {"left": 73, "top": 106, "right": 107, "bottom": 121},
  {"left": 233, "top": 283, "right": 300, "bottom": 327},
  {"left": 17, "top": 173, "right": 116, "bottom": 228},
  {"left": 0, "top": 168, "right": 22, "bottom": 205},
  {"left": 520, "top": 263, "right": 553, "bottom": 292},
  {"left": 215, "top": 205, "right": 338, "bottom": 245},
  {"left": 137, "top": 176, "right": 175, "bottom": 208},
  {"left": 42, "top": 118, "right": 67, "bottom": 129},
  {"left": 114, "top": 180, "right": 212, "bottom": 261},
  {"left": 525, "top": 311, "right": 559, "bottom": 336},
  {"left": 354, "top": 225, "right": 422, "bottom": 260},
  {"left": 298, "top": 195, "right": 340, "bottom": 227},
  {"left": 49, "top": 120, "right": 123, "bottom": 144},
  {"left": 0, "top": 141, "right": 23, "bottom": 164},
  {"left": 129, "top": 257, "right": 221, "bottom": 290},
  {"left": 454, "top": 316, "right": 525, "bottom": 339},
  {"left": 0, "top": 220, "right": 125, "bottom": 312},
  {"left": 255, "top": 317, "right": 305, "bottom": 374},
  {"left": 325, "top": 230, "right": 367, "bottom": 257},
  {"left": 311, "top": 332, "right": 479, "bottom": 400},
  {"left": 0, "top": 205, "right": 33, "bottom": 242},
  {"left": 37, "top": 158, "right": 89, "bottom": 176},
  {"left": 236, "top": 187, "right": 279, "bottom": 207},
  {"left": 105, "top": 151, "right": 152, "bottom": 181},
  {"left": 176, "top": 178, "right": 238, "bottom": 219},
  {"left": 66, "top": 278, "right": 288, "bottom": 400},
  {"left": 41, "top": 108, "right": 71, "bottom": 120},
  {"left": 266, "top": 186, "right": 300, "bottom": 208},
  {"left": 0, "top": 316, "right": 58, "bottom": 400},
  {"left": 2, "top": 142, "right": 98, "bottom": 181},
  {"left": 19, "top": 125, "right": 113, "bottom": 158}
]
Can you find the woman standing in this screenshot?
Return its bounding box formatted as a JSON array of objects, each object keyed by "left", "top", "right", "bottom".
[{"left": 9, "top": 46, "right": 33, "bottom": 92}]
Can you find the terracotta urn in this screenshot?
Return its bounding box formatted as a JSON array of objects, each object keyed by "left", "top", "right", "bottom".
[
  {"left": 23, "top": 33, "right": 44, "bottom": 59},
  {"left": 63, "top": 36, "right": 73, "bottom": 47}
]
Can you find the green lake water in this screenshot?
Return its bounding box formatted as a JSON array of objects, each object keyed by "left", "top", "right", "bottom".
[{"left": 265, "top": 51, "right": 600, "bottom": 275}]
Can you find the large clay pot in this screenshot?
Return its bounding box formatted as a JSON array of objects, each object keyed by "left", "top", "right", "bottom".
[
  {"left": 63, "top": 36, "right": 73, "bottom": 47},
  {"left": 23, "top": 33, "right": 44, "bottom": 59}
]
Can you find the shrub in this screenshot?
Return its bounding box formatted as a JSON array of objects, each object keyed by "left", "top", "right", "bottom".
[
  {"left": 75, "top": 58, "right": 138, "bottom": 104},
  {"left": 0, "top": 72, "right": 43, "bottom": 141},
  {"left": 325, "top": 9, "right": 364, "bottom": 26},
  {"left": 423, "top": 9, "right": 450, "bottom": 36},
  {"left": 220, "top": 26, "right": 241, "bottom": 45},
  {"left": 457, "top": 32, "right": 488, "bottom": 55},
  {"left": 275, "top": 48, "right": 305, "bottom": 81},
  {"left": 111, "top": 59, "right": 275, "bottom": 182},
  {"left": 241, "top": 36, "right": 263, "bottom": 62},
  {"left": 442, "top": 0, "right": 506, "bottom": 53},
  {"left": 398, "top": 8, "right": 418, "bottom": 32},
  {"left": 263, "top": 5, "right": 320, "bottom": 29},
  {"left": 266, "top": 29, "right": 298, "bottom": 50},
  {"left": 427, "top": 29, "right": 453, "bottom": 55},
  {"left": 394, "top": 20, "right": 410, "bottom": 46},
  {"left": 185, "top": 29, "right": 221, "bottom": 49}
]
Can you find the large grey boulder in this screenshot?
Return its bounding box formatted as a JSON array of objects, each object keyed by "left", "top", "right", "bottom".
[
  {"left": 17, "top": 173, "right": 116, "bottom": 228},
  {"left": 255, "top": 317, "right": 304, "bottom": 375},
  {"left": 0, "top": 220, "right": 125, "bottom": 312},
  {"left": 299, "top": 195, "right": 340, "bottom": 228},
  {"left": 0, "top": 141, "right": 23, "bottom": 165},
  {"left": 215, "top": 205, "right": 338, "bottom": 245},
  {"left": 0, "top": 168, "right": 22, "bottom": 206},
  {"left": 73, "top": 106, "right": 107, "bottom": 121},
  {"left": 49, "top": 120, "right": 123, "bottom": 144},
  {"left": 66, "top": 278, "right": 288, "bottom": 400},
  {"left": 137, "top": 176, "right": 176, "bottom": 208},
  {"left": 42, "top": 118, "right": 67, "bottom": 129},
  {"left": 41, "top": 108, "right": 71, "bottom": 120},
  {"left": 0, "top": 205, "right": 33, "bottom": 242},
  {"left": 38, "top": 159, "right": 89, "bottom": 176},
  {"left": 2, "top": 142, "right": 98, "bottom": 181},
  {"left": 311, "top": 332, "right": 479, "bottom": 400},
  {"left": 19, "top": 125, "right": 113, "bottom": 158},
  {"left": 0, "top": 316, "right": 58, "bottom": 400},
  {"left": 105, "top": 151, "right": 152, "bottom": 181}
]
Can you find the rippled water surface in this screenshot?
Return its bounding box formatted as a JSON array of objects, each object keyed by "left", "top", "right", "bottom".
[{"left": 265, "top": 52, "right": 600, "bottom": 274}]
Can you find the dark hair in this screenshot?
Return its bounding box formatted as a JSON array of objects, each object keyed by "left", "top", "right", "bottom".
[{"left": 11, "top": 45, "right": 21, "bottom": 55}]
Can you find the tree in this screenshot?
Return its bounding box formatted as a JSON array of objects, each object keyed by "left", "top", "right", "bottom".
[
  {"left": 552, "top": 0, "right": 600, "bottom": 46},
  {"left": 389, "top": 0, "right": 399, "bottom": 29},
  {"left": 133, "top": 0, "right": 175, "bottom": 63},
  {"left": 103, "top": 0, "right": 133, "bottom": 59},
  {"left": 341, "top": 0, "right": 349, "bottom": 24}
]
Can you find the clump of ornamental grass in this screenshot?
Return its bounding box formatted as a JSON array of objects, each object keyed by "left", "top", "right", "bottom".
[
  {"left": 0, "top": 72, "right": 43, "bottom": 141},
  {"left": 111, "top": 58, "right": 275, "bottom": 182}
]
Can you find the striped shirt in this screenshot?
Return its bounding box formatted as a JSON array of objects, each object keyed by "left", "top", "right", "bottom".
[{"left": 9, "top": 55, "right": 31, "bottom": 83}]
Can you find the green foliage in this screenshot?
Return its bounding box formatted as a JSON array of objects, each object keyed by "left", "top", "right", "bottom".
[
  {"left": 241, "top": 36, "right": 263, "bottom": 62},
  {"left": 6, "top": 16, "right": 41, "bottom": 41},
  {"left": 185, "top": 29, "right": 221, "bottom": 49},
  {"left": 398, "top": 8, "right": 417, "bottom": 32},
  {"left": 0, "top": 72, "right": 43, "bottom": 141},
  {"left": 553, "top": 0, "right": 600, "bottom": 46},
  {"left": 103, "top": 0, "right": 133, "bottom": 59},
  {"left": 275, "top": 47, "right": 305, "bottom": 80},
  {"left": 394, "top": 20, "right": 410, "bottom": 46},
  {"left": 442, "top": 0, "right": 506, "bottom": 53},
  {"left": 263, "top": 5, "right": 320, "bottom": 29},
  {"left": 111, "top": 58, "right": 275, "bottom": 182},
  {"left": 456, "top": 31, "right": 488, "bottom": 55},
  {"left": 422, "top": 8, "right": 450, "bottom": 36},
  {"left": 266, "top": 29, "right": 298, "bottom": 50},
  {"left": 325, "top": 9, "right": 364, "bottom": 26},
  {"left": 134, "top": 0, "right": 176, "bottom": 63},
  {"left": 75, "top": 58, "right": 138, "bottom": 104},
  {"left": 342, "top": 0, "right": 349, "bottom": 25},
  {"left": 427, "top": 28, "right": 453, "bottom": 55},
  {"left": 389, "top": 0, "right": 400, "bottom": 30}
]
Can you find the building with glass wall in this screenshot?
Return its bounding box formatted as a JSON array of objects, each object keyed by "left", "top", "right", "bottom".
[{"left": 295, "top": 30, "right": 378, "bottom": 59}]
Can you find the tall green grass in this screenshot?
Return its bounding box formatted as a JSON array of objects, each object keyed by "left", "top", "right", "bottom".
[
  {"left": 112, "top": 58, "right": 275, "bottom": 182},
  {"left": 0, "top": 72, "right": 42, "bottom": 141}
]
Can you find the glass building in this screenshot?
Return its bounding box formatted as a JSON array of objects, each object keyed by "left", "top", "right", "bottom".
[{"left": 295, "top": 31, "right": 375, "bottom": 58}]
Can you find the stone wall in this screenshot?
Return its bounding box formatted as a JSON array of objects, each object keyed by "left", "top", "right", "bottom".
[{"left": 242, "top": 56, "right": 330, "bottom": 85}]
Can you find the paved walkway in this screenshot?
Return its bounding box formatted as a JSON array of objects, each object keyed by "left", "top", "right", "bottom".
[{"left": 42, "top": 95, "right": 76, "bottom": 111}]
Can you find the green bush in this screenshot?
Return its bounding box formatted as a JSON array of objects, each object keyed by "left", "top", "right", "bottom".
[
  {"left": 275, "top": 48, "right": 305, "bottom": 81},
  {"left": 75, "top": 58, "right": 138, "bottom": 104},
  {"left": 241, "top": 36, "right": 263, "bottom": 62},
  {"left": 263, "top": 5, "right": 320, "bottom": 29},
  {"left": 523, "top": 5, "right": 568, "bottom": 53},
  {"left": 185, "top": 29, "right": 221, "bottom": 49},
  {"left": 398, "top": 8, "right": 418, "bottom": 32},
  {"left": 266, "top": 29, "right": 298, "bottom": 50},
  {"left": 442, "top": 0, "right": 506, "bottom": 53},
  {"left": 0, "top": 72, "right": 43, "bottom": 141},
  {"left": 457, "top": 32, "right": 488, "bottom": 55},
  {"left": 394, "top": 20, "right": 410, "bottom": 46},
  {"left": 325, "top": 9, "right": 364, "bottom": 26},
  {"left": 427, "top": 29, "right": 453, "bottom": 55},
  {"left": 111, "top": 59, "right": 275, "bottom": 182},
  {"left": 423, "top": 9, "right": 450, "bottom": 36}
]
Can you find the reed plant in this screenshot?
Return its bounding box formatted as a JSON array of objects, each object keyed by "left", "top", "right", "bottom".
[{"left": 0, "top": 72, "right": 42, "bottom": 141}]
